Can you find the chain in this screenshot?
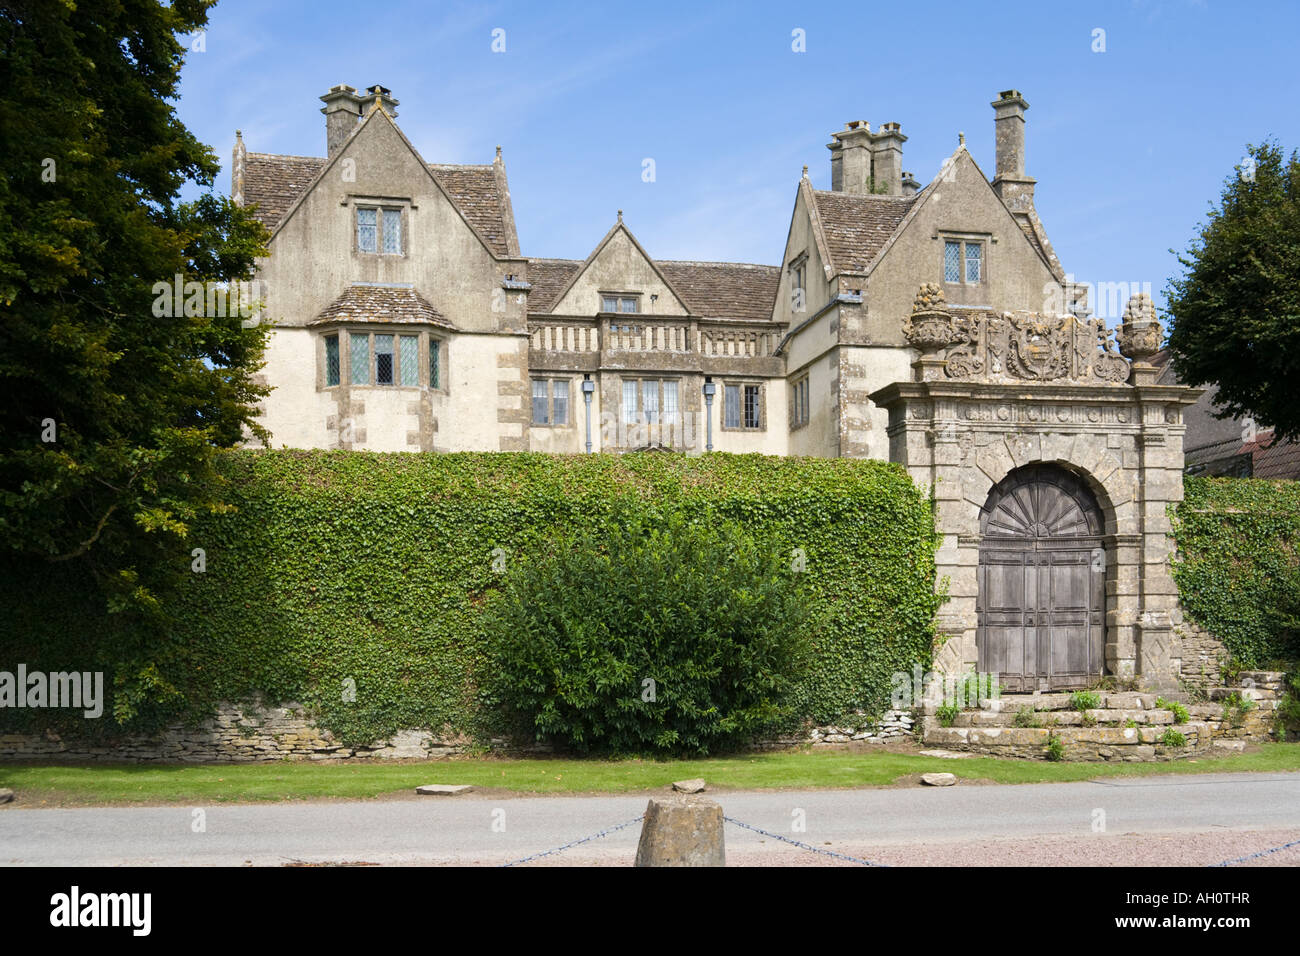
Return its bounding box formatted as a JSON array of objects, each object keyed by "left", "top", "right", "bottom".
[
  {"left": 723, "top": 815, "right": 889, "bottom": 866},
  {"left": 500, "top": 813, "right": 646, "bottom": 868},
  {"left": 1209, "top": 837, "right": 1300, "bottom": 867}
]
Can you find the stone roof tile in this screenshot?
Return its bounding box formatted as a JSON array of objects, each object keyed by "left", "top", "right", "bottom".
[
  {"left": 811, "top": 190, "right": 917, "bottom": 274},
  {"left": 311, "top": 284, "right": 453, "bottom": 328}
]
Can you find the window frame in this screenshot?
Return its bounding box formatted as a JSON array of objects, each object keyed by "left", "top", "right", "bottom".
[
  {"left": 530, "top": 377, "right": 571, "bottom": 427},
  {"left": 940, "top": 235, "right": 986, "bottom": 288},
  {"left": 620, "top": 377, "right": 681, "bottom": 429},
  {"left": 599, "top": 291, "right": 641, "bottom": 314},
  {"left": 788, "top": 253, "right": 808, "bottom": 313},
  {"left": 790, "top": 374, "right": 810, "bottom": 429},
  {"left": 354, "top": 202, "right": 407, "bottom": 257},
  {"left": 320, "top": 327, "right": 446, "bottom": 391},
  {"left": 721, "top": 379, "right": 766, "bottom": 432}
]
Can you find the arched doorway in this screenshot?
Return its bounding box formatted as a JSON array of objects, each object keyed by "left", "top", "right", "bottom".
[{"left": 977, "top": 464, "right": 1106, "bottom": 691}]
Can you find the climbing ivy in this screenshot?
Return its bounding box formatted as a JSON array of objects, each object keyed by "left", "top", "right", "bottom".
[
  {"left": 1171, "top": 477, "right": 1300, "bottom": 666},
  {"left": 0, "top": 450, "right": 943, "bottom": 746}
]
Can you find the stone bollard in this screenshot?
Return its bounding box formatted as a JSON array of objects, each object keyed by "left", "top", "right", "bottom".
[{"left": 634, "top": 795, "right": 726, "bottom": 867}]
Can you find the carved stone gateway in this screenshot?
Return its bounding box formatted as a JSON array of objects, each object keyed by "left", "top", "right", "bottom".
[{"left": 876, "top": 289, "right": 1202, "bottom": 693}]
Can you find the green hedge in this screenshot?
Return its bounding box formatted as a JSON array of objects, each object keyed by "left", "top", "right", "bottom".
[
  {"left": 1172, "top": 477, "right": 1300, "bottom": 666},
  {"left": 0, "top": 451, "right": 943, "bottom": 745}
]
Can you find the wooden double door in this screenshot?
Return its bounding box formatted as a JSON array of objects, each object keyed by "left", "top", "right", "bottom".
[{"left": 977, "top": 465, "right": 1106, "bottom": 691}]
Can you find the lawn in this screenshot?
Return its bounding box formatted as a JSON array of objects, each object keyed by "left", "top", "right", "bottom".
[{"left": 3, "top": 744, "right": 1299, "bottom": 806}]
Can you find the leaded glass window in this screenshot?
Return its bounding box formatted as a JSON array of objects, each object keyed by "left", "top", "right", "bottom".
[
  {"left": 744, "top": 384, "right": 761, "bottom": 428},
  {"left": 383, "top": 209, "right": 402, "bottom": 254},
  {"left": 663, "top": 380, "right": 679, "bottom": 425},
  {"left": 349, "top": 332, "right": 369, "bottom": 384},
  {"left": 643, "top": 378, "right": 660, "bottom": 424},
  {"left": 430, "top": 339, "right": 441, "bottom": 388},
  {"left": 966, "top": 242, "right": 982, "bottom": 283},
  {"left": 552, "top": 381, "right": 568, "bottom": 425},
  {"left": 622, "top": 380, "right": 638, "bottom": 424},
  {"left": 374, "top": 334, "right": 394, "bottom": 385},
  {"left": 357, "top": 208, "right": 377, "bottom": 253},
  {"left": 399, "top": 335, "right": 418, "bottom": 386},
  {"left": 532, "top": 379, "right": 549, "bottom": 424},
  {"left": 724, "top": 384, "right": 740, "bottom": 428},
  {"left": 325, "top": 334, "right": 340, "bottom": 387},
  {"left": 602, "top": 296, "right": 618, "bottom": 312},
  {"left": 944, "top": 240, "right": 961, "bottom": 283}
]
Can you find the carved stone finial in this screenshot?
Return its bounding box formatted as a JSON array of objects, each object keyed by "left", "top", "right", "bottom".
[
  {"left": 802, "top": 164, "right": 808, "bottom": 178},
  {"left": 617, "top": 209, "right": 623, "bottom": 222},
  {"left": 912, "top": 282, "right": 947, "bottom": 314},
  {"left": 904, "top": 282, "right": 956, "bottom": 358},
  {"left": 1117, "top": 292, "right": 1162, "bottom": 364},
  {"left": 959, "top": 131, "right": 965, "bottom": 147}
]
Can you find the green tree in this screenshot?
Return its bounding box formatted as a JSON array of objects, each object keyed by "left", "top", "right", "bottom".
[
  {"left": 0, "top": 0, "right": 270, "bottom": 610},
  {"left": 1166, "top": 142, "right": 1300, "bottom": 440}
]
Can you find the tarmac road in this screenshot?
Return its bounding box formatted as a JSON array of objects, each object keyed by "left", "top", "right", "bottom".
[{"left": 1, "top": 771, "right": 1297, "bottom": 866}]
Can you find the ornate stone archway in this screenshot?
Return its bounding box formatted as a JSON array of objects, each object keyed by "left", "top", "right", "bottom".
[{"left": 872, "top": 290, "right": 1200, "bottom": 693}]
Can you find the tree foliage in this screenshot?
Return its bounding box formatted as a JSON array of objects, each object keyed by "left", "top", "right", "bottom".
[
  {"left": 0, "top": 0, "right": 270, "bottom": 611},
  {"left": 1166, "top": 142, "right": 1300, "bottom": 440}
]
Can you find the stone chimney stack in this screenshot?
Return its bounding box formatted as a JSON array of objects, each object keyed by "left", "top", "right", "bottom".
[
  {"left": 901, "top": 171, "right": 919, "bottom": 196},
  {"left": 871, "top": 122, "right": 906, "bottom": 196},
  {"left": 991, "top": 89, "right": 1036, "bottom": 212},
  {"left": 321, "top": 84, "right": 364, "bottom": 155},
  {"left": 828, "top": 121, "right": 873, "bottom": 194}
]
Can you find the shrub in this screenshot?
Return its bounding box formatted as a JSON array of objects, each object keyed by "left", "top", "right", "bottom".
[
  {"left": 1070, "top": 691, "right": 1101, "bottom": 712},
  {"left": 1013, "top": 707, "right": 1039, "bottom": 728},
  {"left": 1156, "top": 697, "right": 1190, "bottom": 725},
  {"left": 935, "top": 704, "right": 961, "bottom": 728},
  {"left": 1046, "top": 734, "right": 1066, "bottom": 761},
  {"left": 1160, "top": 728, "right": 1187, "bottom": 748},
  {"left": 484, "top": 507, "right": 813, "bottom": 756}
]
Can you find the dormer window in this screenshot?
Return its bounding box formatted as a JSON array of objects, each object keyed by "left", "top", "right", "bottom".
[
  {"left": 357, "top": 205, "right": 404, "bottom": 255},
  {"left": 601, "top": 294, "right": 639, "bottom": 313}
]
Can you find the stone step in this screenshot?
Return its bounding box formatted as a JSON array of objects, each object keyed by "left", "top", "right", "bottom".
[
  {"left": 1209, "top": 686, "right": 1277, "bottom": 702},
  {"left": 946, "top": 708, "right": 1176, "bottom": 728},
  {"left": 920, "top": 718, "right": 1217, "bottom": 759},
  {"left": 976, "top": 692, "right": 1162, "bottom": 713}
]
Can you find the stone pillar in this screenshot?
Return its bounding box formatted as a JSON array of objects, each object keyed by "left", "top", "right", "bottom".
[{"left": 635, "top": 796, "right": 725, "bottom": 867}]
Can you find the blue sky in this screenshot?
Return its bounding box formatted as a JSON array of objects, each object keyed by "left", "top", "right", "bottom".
[{"left": 178, "top": 0, "right": 1300, "bottom": 319}]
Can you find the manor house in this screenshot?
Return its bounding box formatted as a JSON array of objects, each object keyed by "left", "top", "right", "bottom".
[{"left": 235, "top": 85, "right": 1199, "bottom": 693}]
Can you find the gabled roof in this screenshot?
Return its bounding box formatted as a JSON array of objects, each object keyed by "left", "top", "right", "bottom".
[
  {"left": 656, "top": 261, "right": 780, "bottom": 322},
  {"left": 239, "top": 107, "right": 518, "bottom": 258},
  {"left": 426, "top": 163, "right": 516, "bottom": 257},
  {"left": 539, "top": 218, "right": 694, "bottom": 317},
  {"left": 524, "top": 255, "right": 779, "bottom": 322},
  {"left": 310, "top": 283, "right": 454, "bottom": 329},
  {"left": 808, "top": 189, "right": 918, "bottom": 275}
]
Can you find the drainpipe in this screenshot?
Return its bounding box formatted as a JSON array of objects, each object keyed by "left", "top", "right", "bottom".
[
  {"left": 702, "top": 376, "right": 716, "bottom": 452},
  {"left": 582, "top": 373, "right": 595, "bottom": 453}
]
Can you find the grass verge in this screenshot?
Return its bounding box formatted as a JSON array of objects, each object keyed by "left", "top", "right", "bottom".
[{"left": 2, "top": 743, "right": 1298, "bottom": 806}]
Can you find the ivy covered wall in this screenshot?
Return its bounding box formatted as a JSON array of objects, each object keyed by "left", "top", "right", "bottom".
[
  {"left": 1, "top": 451, "right": 943, "bottom": 745},
  {"left": 1171, "top": 477, "right": 1300, "bottom": 667}
]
